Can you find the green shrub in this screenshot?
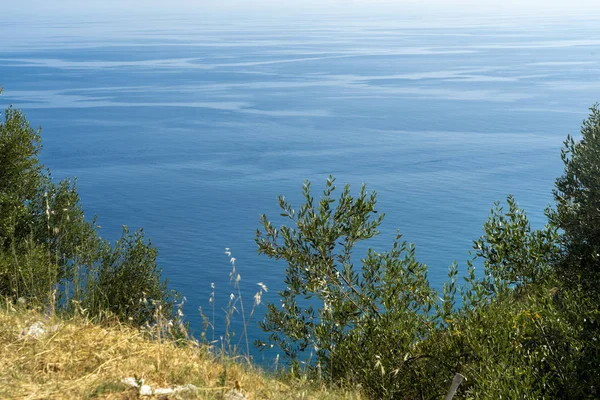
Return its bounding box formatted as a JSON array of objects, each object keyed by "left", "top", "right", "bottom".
[
  {"left": 84, "top": 227, "right": 173, "bottom": 326},
  {"left": 255, "top": 178, "right": 573, "bottom": 398},
  {"left": 547, "top": 104, "right": 600, "bottom": 397},
  {"left": 473, "top": 196, "right": 558, "bottom": 291},
  {"left": 255, "top": 177, "right": 450, "bottom": 397},
  {"left": 550, "top": 104, "right": 600, "bottom": 289},
  {"left": 0, "top": 104, "right": 43, "bottom": 250},
  {"left": 0, "top": 90, "right": 173, "bottom": 326}
]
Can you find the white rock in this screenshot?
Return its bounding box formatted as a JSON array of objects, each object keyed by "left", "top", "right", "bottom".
[
  {"left": 139, "top": 385, "right": 153, "bottom": 396},
  {"left": 19, "top": 321, "right": 46, "bottom": 339},
  {"left": 121, "top": 379, "right": 197, "bottom": 396}
]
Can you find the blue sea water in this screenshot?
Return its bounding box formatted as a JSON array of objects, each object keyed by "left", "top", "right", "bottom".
[{"left": 1, "top": 9, "right": 599, "bottom": 361}]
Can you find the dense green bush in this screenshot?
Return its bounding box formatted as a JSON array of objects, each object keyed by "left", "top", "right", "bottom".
[
  {"left": 84, "top": 227, "right": 170, "bottom": 326},
  {"left": 0, "top": 89, "right": 173, "bottom": 325},
  {"left": 550, "top": 104, "right": 600, "bottom": 289},
  {"left": 0, "top": 104, "right": 43, "bottom": 251},
  {"left": 548, "top": 103, "right": 600, "bottom": 397}
]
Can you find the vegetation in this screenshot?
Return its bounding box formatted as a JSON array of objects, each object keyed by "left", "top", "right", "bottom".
[
  {"left": 0, "top": 300, "right": 362, "bottom": 399},
  {"left": 0, "top": 88, "right": 174, "bottom": 326},
  {"left": 550, "top": 104, "right": 600, "bottom": 289},
  {"left": 256, "top": 105, "right": 600, "bottom": 398},
  {"left": 2, "top": 85, "right": 600, "bottom": 398}
]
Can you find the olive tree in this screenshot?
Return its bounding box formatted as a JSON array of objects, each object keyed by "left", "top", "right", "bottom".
[
  {"left": 550, "top": 104, "right": 600, "bottom": 290},
  {"left": 256, "top": 177, "right": 448, "bottom": 398}
]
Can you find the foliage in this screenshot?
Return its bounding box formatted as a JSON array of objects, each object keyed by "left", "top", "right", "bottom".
[
  {"left": 255, "top": 177, "right": 453, "bottom": 397},
  {"left": 256, "top": 175, "right": 570, "bottom": 398},
  {"left": 472, "top": 196, "right": 559, "bottom": 291},
  {"left": 253, "top": 107, "right": 600, "bottom": 399},
  {"left": 430, "top": 284, "right": 588, "bottom": 399},
  {"left": 0, "top": 91, "right": 173, "bottom": 326},
  {"left": 84, "top": 227, "right": 173, "bottom": 326},
  {"left": 547, "top": 104, "right": 600, "bottom": 397},
  {"left": 443, "top": 198, "right": 570, "bottom": 398},
  {"left": 550, "top": 104, "right": 600, "bottom": 289},
  {"left": 0, "top": 105, "right": 43, "bottom": 251},
  {"left": 255, "top": 177, "right": 385, "bottom": 360}
]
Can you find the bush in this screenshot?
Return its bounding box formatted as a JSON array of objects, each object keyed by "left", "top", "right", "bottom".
[
  {"left": 473, "top": 196, "right": 559, "bottom": 291},
  {"left": 255, "top": 177, "right": 575, "bottom": 398},
  {"left": 550, "top": 103, "right": 600, "bottom": 290},
  {"left": 548, "top": 104, "right": 600, "bottom": 397},
  {"left": 84, "top": 227, "right": 172, "bottom": 326},
  {"left": 0, "top": 104, "right": 43, "bottom": 250},
  {"left": 0, "top": 90, "right": 173, "bottom": 326}
]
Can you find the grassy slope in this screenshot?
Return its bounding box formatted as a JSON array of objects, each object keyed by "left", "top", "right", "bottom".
[{"left": 0, "top": 302, "right": 362, "bottom": 400}]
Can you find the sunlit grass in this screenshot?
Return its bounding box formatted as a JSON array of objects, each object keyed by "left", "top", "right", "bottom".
[{"left": 0, "top": 299, "right": 363, "bottom": 399}]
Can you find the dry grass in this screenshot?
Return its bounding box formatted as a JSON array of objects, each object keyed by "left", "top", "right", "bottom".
[{"left": 0, "top": 302, "right": 363, "bottom": 400}]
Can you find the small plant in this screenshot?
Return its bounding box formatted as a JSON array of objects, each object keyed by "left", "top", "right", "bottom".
[
  {"left": 83, "top": 226, "right": 173, "bottom": 326},
  {"left": 199, "top": 248, "right": 267, "bottom": 363}
]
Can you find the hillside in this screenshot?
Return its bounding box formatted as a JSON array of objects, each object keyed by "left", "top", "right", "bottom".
[{"left": 0, "top": 302, "right": 362, "bottom": 399}]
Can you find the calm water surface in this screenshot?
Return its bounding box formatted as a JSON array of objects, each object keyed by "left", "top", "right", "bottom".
[{"left": 1, "top": 10, "right": 599, "bottom": 360}]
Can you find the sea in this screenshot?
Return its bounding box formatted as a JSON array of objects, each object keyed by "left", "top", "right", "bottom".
[{"left": 1, "top": 6, "right": 599, "bottom": 362}]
